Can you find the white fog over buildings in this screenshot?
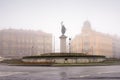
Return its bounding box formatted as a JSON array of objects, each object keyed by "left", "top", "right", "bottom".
[
  {"left": 0, "top": 21, "right": 120, "bottom": 59},
  {"left": 0, "top": 29, "right": 52, "bottom": 58},
  {"left": 71, "top": 21, "right": 120, "bottom": 58}
]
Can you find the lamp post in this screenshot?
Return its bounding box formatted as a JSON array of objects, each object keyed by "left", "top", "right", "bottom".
[
  {"left": 91, "top": 46, "right": 93, "bottom": 55},
  {"left": 31, "top": 46, "right": 34, "bottom": 56},
  {"left": 43, "top": 35, "right": 46, "bottom": 53},
  {"left": 82, "top": 35, "right": 84, "bottom": 53},
  {"left": 69, "top": 38, "right": 71, "bottom": 53},
  {"left": 54, "top": 36, "right": 55, "bottom": 53}
]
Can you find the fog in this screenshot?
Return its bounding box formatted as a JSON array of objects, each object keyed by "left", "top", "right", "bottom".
[{"left": 0, "top": 0, "right": 120, "bottom": 51}]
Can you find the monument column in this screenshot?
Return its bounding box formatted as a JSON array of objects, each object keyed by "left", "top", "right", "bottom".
[
  {"left": 60, "top": 35, "right": 67, "bottom": 53},
  {"left": 60, "top": 22, "right": 67, "bottom": 53}
]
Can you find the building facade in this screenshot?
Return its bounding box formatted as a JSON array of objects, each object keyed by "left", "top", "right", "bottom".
[
  {"left": 71, "top": 21, "right": 120, "bottom": 58},
  {"left": 0, "top": 29, "right": 52, "bottom": 58},
  {"left": 112, "top": 36, "right": 120, "bottom": 58}
]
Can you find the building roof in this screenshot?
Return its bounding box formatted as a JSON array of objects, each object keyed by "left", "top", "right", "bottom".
[{"left": 82, "top": 20, "right": 92, "bottom": 32}]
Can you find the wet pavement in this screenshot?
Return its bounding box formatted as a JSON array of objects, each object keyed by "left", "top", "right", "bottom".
[{"left": 0, "top": 64, "right": 120, "bottom": 80}]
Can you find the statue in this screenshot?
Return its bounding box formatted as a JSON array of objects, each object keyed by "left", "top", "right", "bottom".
[
  {"left": 61, "top": 21, "right": 66, "bottom": 35},
  {"left": 60, "top": 21, "right": 67, "bottom": 53}
]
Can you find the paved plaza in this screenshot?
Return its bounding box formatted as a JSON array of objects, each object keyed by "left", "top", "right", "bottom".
[{"left": 0, "top": 64, "right": 120, "bottom": 80}]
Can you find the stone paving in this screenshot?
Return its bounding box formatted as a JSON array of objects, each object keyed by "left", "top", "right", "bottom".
[{"left": 0, "top": 65, "right": 120, "bottom": 80}]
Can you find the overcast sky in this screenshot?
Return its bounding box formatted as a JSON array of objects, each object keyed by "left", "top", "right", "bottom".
[{"left": 0, "top": 0, "right": 120, "bottom": 51}]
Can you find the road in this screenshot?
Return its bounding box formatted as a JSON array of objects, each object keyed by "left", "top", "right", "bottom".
[{"left": 0, "top": 64, "right": 120, "bottom": 80}]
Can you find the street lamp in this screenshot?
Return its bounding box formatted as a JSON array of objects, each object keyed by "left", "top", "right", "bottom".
[
  {"left": 31, "top": 46, "right": 34, "bottom": 56},
  {"left": 69, "top": 38, "right": 71, "bottom": 53}
]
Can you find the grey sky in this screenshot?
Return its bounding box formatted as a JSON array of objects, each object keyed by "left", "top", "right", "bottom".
[{"left": 0, "top": 0, "right": 120, "bottom": 51}]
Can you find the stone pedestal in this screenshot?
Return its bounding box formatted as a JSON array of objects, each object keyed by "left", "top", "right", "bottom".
[{"left": 59, "top": 35, "right": 67, "bottom": 53}]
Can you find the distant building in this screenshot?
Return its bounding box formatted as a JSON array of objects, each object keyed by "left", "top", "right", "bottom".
[
  {"left": 71, "top": 21, "right": 120, "bottom": 58},
  {"left": 0, "top": 29, "right": 52, "bottom": 58},
  {"left": 112, "top": 36, "right": 120, "bottom": 58}
]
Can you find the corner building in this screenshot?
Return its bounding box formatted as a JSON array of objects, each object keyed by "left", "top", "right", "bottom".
[
  {"left": 112, "top": 36, "right": 120, "bottom": 58},
  {"left": 0, "top": 29, "right": 52, "bottom": 58},
  {"left": 71, "top": 21, "right": 113, "bottom": 58}
]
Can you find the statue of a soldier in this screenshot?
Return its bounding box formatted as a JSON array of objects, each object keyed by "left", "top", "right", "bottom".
[{"left": 61, "top": 21, "right": 66, "bottom": 35}]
